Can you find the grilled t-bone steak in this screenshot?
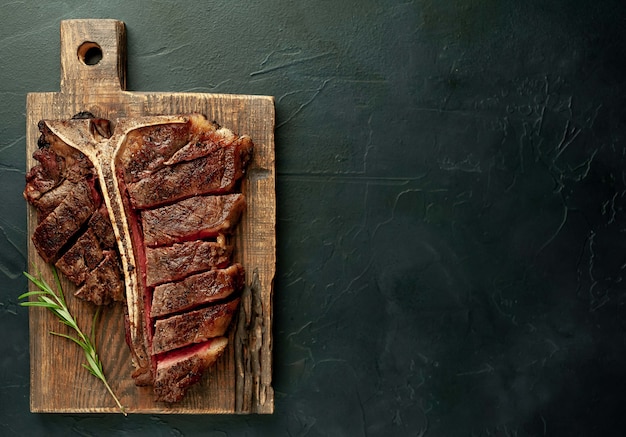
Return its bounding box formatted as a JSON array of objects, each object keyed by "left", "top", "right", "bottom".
[{"left": 24, "top": 113, "right": 253, "bottom": 402}]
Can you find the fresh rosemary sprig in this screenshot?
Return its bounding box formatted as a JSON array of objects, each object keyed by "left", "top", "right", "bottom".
[{"left": 19, "top": 266, "right": 127, "bottom": 416}]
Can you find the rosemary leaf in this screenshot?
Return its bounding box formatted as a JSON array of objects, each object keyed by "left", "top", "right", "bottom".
[
  {"left": 18, "top": 290, "right": 49, "bottom": 299},
  {"left": 49, "top": 331, "right": 84, "bottom": 347},
  {"left": 20, "top": 301, "right": 58, "bottom": 309}
]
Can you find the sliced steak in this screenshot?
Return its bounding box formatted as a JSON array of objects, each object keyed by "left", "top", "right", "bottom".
[
  {"left": 118, "top": 122, "right": 190, "bottom": 184},
  {"left": 74, "top": 251, "right": 124, "bottom": 305},
  {"left": 23, "top": 147, "right": 65, "bottom": 208},
  {"left": 55, "top": 229, "right": 104, "bottom": 285},
  {"left": 153, "top": 337, "right": 228, "bottom": 403},
  {"left": 126, "top": 134, "right": 252, "bottom": 209},
  {"left": 37, "top": 120, "right": 97, "bottom": 184},
  {"left": 164, "top": 119, "right": 236, "bottom": 165},
  {"left": 152, "top": 298, "right": 240, "bottom": 355},
  {"left": 31, "top": 180, "right": 98, "bottom": 263},
  {"left": 26, "top": 120, "right": 125, "bottom": 307},
  {"left": 151, "top": 264, "right": 244, "bottom": 318},
  {"left": 122, "top": 117, "right": 251, "bottom": 398},
  {"left": 89, "top": 204, "right": 117, "bottom": 249},
  {"left": 141, "top": 193, "right": 245, "bottom": 247},
  {"left": 30, "top": 179, "right": 78, "bottom": 221},
  {"left": 145, "top": 237, "right": 232, "bottom": 287}
]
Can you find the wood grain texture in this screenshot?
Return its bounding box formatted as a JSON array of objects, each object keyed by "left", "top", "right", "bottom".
[{"left": 26, "top": 19, "right": 274, "bottom": 414}]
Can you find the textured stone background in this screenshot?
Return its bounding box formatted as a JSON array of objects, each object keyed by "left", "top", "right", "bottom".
[{"left": 1, "top": 0, "right": 626, "bottom": 435}]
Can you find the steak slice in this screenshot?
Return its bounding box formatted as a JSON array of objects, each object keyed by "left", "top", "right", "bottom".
[
  {"left": 164, "top": 119, "right": 240, "bottom": 165},
  {"left": 151, "top": 264, "right": 245, "bottom": 318},
  {"left": 118, "top": 122, "right": 190, "bottom": 184},
  {"left": 31, "top": 180, "right": 98, "bottom": 263},
  {"left": 23, "top": 147, "right": 65, "bottom": 205},
  {"left": 55, "top": 228, "right": 104, "bottom": 285},
  {"left": 141, "top": 193, "right": 245, "bottom": 247},
  {"left": 125, "top": 134, "right": 252, "bottom": 209},
  {"left": 145, "top": 237, "right": 232, "bottom": 287},
  {"left": 37, "top": 120, "right": 98, "bottom": 184},
  {"left": 153, "top": 337, "right": 228, "bottom": 403},
  {"left": 74, "top": 251, "right": 124, "bottom": 305},
  {"left": 88, "top": 204, "right": 117, "bottom": 249},
  {"left": 152, "top": 298, "right": 240, "bottom": 355},
  {"left": 30, "top": 180, "right": 79, "bottom": 221}
]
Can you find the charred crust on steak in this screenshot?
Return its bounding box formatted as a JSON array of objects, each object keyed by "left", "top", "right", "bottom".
[
  {"left": 145, "top": 237, "right": 233, "bottom": 288},
  {"left": 55, "top": 228, "right": 105, "bottom": 285},
  {"left": 151, "top": 298, "right": 240, "bottom": 355},
  {"left": 74, "top": 251, "right": 125, "bottom": 305},
  {"left": 71, "top": 111, "right": 96, "bottom": 119},
  {"left": 153, "top": 337, "right": 229, "bottom": 402},
  {"left": 88, "top": 205, "right": 118, "bottom": 250},
  {"left": 140, "top": 193, "right": 246, "bottom": 247},
  {"left": 150, "top": 264, "right": 245, "bottom": 318},
  {"left": 31, "top": 180, "right": 98, "bottom": 263}
]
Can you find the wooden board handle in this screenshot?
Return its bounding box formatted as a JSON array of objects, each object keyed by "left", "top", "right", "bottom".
[{"left": 60, "top": 19, "right": 126, "bottom": 94}]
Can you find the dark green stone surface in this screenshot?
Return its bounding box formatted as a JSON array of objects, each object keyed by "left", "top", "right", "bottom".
[{"left": 2, "top": 0, "right": 626, "bottom": 435}]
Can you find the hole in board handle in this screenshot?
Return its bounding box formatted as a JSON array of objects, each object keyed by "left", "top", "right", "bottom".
[{"left": 77, "top": 41, "right": 103, "bottom": 66}]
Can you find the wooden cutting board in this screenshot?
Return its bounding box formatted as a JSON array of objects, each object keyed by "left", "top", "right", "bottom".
[{"left": 25, "top": 19, "right": 275, "bottom": 414}]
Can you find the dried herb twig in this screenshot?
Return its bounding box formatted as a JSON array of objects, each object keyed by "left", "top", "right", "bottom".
[{"left": 19, "top": 266, "right": 126, "bottom": 415}]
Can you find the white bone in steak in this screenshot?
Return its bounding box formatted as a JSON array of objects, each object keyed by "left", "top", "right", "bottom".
[{"left": 25, "top": 113, "right": 252, "bottom": 402}]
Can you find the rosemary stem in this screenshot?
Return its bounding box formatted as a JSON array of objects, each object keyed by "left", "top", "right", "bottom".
[{"left": 20, "top": 267, "right": 127, "bottom": 415}]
